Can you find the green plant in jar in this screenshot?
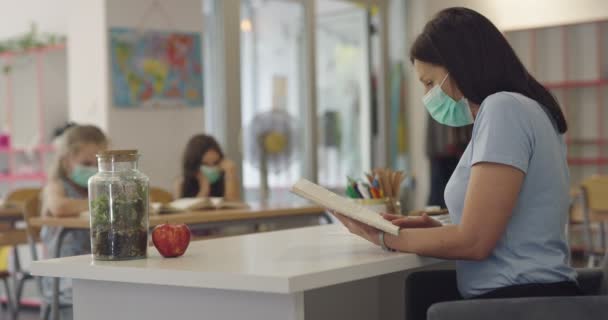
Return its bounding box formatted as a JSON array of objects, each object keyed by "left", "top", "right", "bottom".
[{"left": 89, "top": 150, "right": 149, "bottom": 260}]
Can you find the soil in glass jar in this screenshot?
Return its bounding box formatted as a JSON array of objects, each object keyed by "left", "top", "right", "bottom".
[{"left": 90, "top": 180, "right": 148, "bottom": 260}]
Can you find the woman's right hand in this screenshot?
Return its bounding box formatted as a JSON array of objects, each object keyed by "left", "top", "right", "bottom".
[{"left": 382, "top": 213, "right": 442, "bottom": 228}]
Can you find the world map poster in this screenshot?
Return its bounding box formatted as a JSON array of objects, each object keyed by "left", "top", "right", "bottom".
[{"left": 109, "top": 28, "right": 203, "bottom": 108}]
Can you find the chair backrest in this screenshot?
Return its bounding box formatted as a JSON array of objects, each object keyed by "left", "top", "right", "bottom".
[
  {"left": 5, "top": 188, "right": 41, "bottom": 207},
  {"left": 581, "top": 176, "right": 608, "bottom": 213},
  {"left": 21, "top": 193, "right": 47, "bottom": 299},
  {"left": 0, "top": 230, "right": 28, "bottom": 246},
  {"left": 22, "top": 194, "right": 42, "bottom": 244},
  {"left": 0, "top": 188, "right": 41, "bottom": 248},
  {"left": 581, "top": 176, "right": 608, "bottom": 268},
  {"left": 150, "top": 186, "right": 174, "bottom": 204}
]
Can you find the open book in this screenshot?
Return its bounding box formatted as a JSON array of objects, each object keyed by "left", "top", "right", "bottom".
[
  {"left": 291, "top": 179, "right": 400, "bottom": 236},
  {"left": 153, "top": 198, "right": 249, "bottom": 213}
]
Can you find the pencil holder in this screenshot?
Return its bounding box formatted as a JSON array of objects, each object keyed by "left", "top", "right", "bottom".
[{"left": 386, "top": 197, "right": 403, "bottom": 215}]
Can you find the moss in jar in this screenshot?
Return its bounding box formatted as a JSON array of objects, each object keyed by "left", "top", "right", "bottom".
[{"left": 91, "top": 179, "right": 148, "bottom": 260}]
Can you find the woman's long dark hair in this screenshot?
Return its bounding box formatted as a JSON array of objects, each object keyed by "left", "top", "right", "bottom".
[
  {"left": 180, "top": 134, "right": 224, "bottom": 197},
  {"left": 410, "top": 7, "right": 567, "bottom": 133}
]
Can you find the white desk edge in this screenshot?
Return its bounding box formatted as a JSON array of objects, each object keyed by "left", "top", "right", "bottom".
[{"left": 32, "top": 225, "right": 441, "bottom": 294}]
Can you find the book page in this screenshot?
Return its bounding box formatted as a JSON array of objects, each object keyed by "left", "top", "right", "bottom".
[
  {"left": 167, "top": 198, "right": 208, "bottom": 211},
  {"left": 291, "top": 179, "right": 400, "bottom": 236}
]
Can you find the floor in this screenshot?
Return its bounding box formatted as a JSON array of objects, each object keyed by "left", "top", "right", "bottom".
[
  {"left": 1, "top": 308, "right": 41, "bottom": 320},
  {"left": 1, "top": 302, "right": 72, "bottom": 320}
]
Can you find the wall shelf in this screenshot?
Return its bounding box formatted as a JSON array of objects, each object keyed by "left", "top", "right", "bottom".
[
  {"left": 543, "top": 78, "right": 608, "bottom": 89},
  {"left": 568, "top": 157, "right": 608, "bottom": 166},
  {"left": 567, "top": 138, "right": 608, "bottom": 145},
  {"left": 0, "top": 144, "right": 55, "bottom": 153},
  {"left": 0, "top": 173, "right": 47, "bottom": 182},
  {"left": 0, "top": 43, "right": 65, "bottom": 58},
  {"left": 508, "top": 20, "right": 608, "bottom": 256},
  {"left": 506, "top": 20, "right": 608, "bottom": 185},
  {"left": 0, "top": 44, "right": 65, "bottom": 195}
]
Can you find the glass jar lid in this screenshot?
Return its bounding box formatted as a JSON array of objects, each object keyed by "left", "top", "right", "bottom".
[{"left": 97, "top": 149, "right": 139, "bottom": 162}]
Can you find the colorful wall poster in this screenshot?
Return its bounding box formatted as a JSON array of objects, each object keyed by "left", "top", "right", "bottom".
[{"left": 109, "top": 28, "right": 203, "bottom": 108}]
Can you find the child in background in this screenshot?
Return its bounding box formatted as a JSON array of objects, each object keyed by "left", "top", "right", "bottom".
[
  {"left": 175, "top": 134, "right": 240, "bottom": 201},
  {"left": 40, "top": 125, "right": 108, "bottom": 310}
]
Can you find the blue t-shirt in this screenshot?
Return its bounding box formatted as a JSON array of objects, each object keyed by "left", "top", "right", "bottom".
[{"left": 444, "top": 91, "right": 577, "bottom": 298}]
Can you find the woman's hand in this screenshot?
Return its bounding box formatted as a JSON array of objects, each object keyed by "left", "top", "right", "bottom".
[
  {"left": 383, "top": 213, "right": 442, "bottom": 228},
  {"left": 331, "top": 211, "right": 381, "bottom": 246}
]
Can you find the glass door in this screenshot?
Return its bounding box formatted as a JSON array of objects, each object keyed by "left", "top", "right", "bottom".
[
  {"left": 240, "top": 0, "right": 308, "bottom": 200},
  {"left": 204, "top": 0, "right": 389, "bottom": 200},
  {"left": 316, "top": 0, "right": 373, "bottom": 188}
]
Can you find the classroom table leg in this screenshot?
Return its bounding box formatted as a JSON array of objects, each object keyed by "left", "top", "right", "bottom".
[
  {"left": 50, "top": 228, "right": 69, "bottom": 320},
  {"left": 2, "top": 277, "right": 16, "bottom": 320},
  {"left": 10, "top": 245, "right": 21, "bottom": 312}
]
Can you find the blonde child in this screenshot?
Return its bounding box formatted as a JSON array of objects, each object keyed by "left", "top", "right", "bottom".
[{"left": 40, "top": 125, "right": 108, "bottom": 308}]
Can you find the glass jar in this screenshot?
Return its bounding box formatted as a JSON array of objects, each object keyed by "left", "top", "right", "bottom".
[{"left": 89, "top": 150, "right": 149, "bottom": 260}]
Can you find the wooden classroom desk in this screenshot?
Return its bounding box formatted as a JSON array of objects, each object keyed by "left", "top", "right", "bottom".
[
  {"left": 32, "top": 224, "right": 442, "bottom": 320},
  {"left": 29, "top": 202, "right": 328, "bottom": 229},
  {"left": 0, "top": 206, "right": 24, "bottom": 223}
]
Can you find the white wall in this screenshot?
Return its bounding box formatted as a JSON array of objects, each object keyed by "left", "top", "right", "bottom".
[
  {"left": 0, "top": 0, "right": 69, "bottom": 38},
  {"left": 0, "top": 0, "right": 70, "bottom": 145},
  {"left": 68, "top": 0, "right": 205, "bottom": 191},
  {"left": 67, "top": 0, "right": 109, "bottom": 131},
  {"left": 405, "top": 0, "right": 608, "bottom": 209},
  {"left": 427, "top": 0, "right": 608, "bottom": 31},
  {"left": 0, "top": 51, "right": 68, "bottom": 146},
  {"left": 106, "top": 0, "right": 204, "bottom": 191},
  {"left": 0, "top": 0, "right": 69, "bottom": 197}
]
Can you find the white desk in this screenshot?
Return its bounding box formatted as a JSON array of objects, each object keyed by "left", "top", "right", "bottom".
[{"left": 32, "top": 225, "right": 442, "bottom": 320}]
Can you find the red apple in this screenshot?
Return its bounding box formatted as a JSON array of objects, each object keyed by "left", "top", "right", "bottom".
[{"left": 152, "top": 223, "right": 191, "bottom": 258}]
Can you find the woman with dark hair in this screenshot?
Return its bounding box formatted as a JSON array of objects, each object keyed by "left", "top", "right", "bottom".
[
  {"left": 332, "top": 7, "right": 580, "bottom": 318},
  {"left": 175, "top": 134, "right": 240, "bottom": 201}
]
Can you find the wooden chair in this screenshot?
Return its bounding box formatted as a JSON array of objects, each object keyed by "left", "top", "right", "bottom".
[
  {"left": 1, "top": 187, "right": 40, "bottom": 237},
  {"left": 150, "top": 187, "right": 174, "bottom": 204},
  {"left": 580, "top": 175, "right": 608, "bottom": 267},
  {"left": 5, "top": 188, "right": 42, "bottom": 208},
  {"left": 5, "top": 189, "right": 44, "bottom": 319},
  {"left": 1, "top": 187, "right": 41, "bottom": 319},
  {"left": 0, "top": 230, "right": 25, "bottom": 320},
  {"left": 21, "top": 194, "right": 72, "bottom": 320}
]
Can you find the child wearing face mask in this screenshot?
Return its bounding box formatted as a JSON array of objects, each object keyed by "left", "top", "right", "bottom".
[
  {"left": 175, "top": 134, "right": 240, "bottom": 201},
  {"left": 40, "top": 125, "right": 108, "bottom": 309}
]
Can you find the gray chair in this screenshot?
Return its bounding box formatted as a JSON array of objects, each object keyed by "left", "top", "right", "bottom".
[{"left": 426, "top": 253, "right": 608, "bottom": 320}]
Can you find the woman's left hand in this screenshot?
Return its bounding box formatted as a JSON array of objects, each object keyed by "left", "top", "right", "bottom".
[
  {"left": 219, "top": 159, "right": 236, "bottom": 173},
  {"left": 331, "top": 211, "right": 381, "bottom": 246}
]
